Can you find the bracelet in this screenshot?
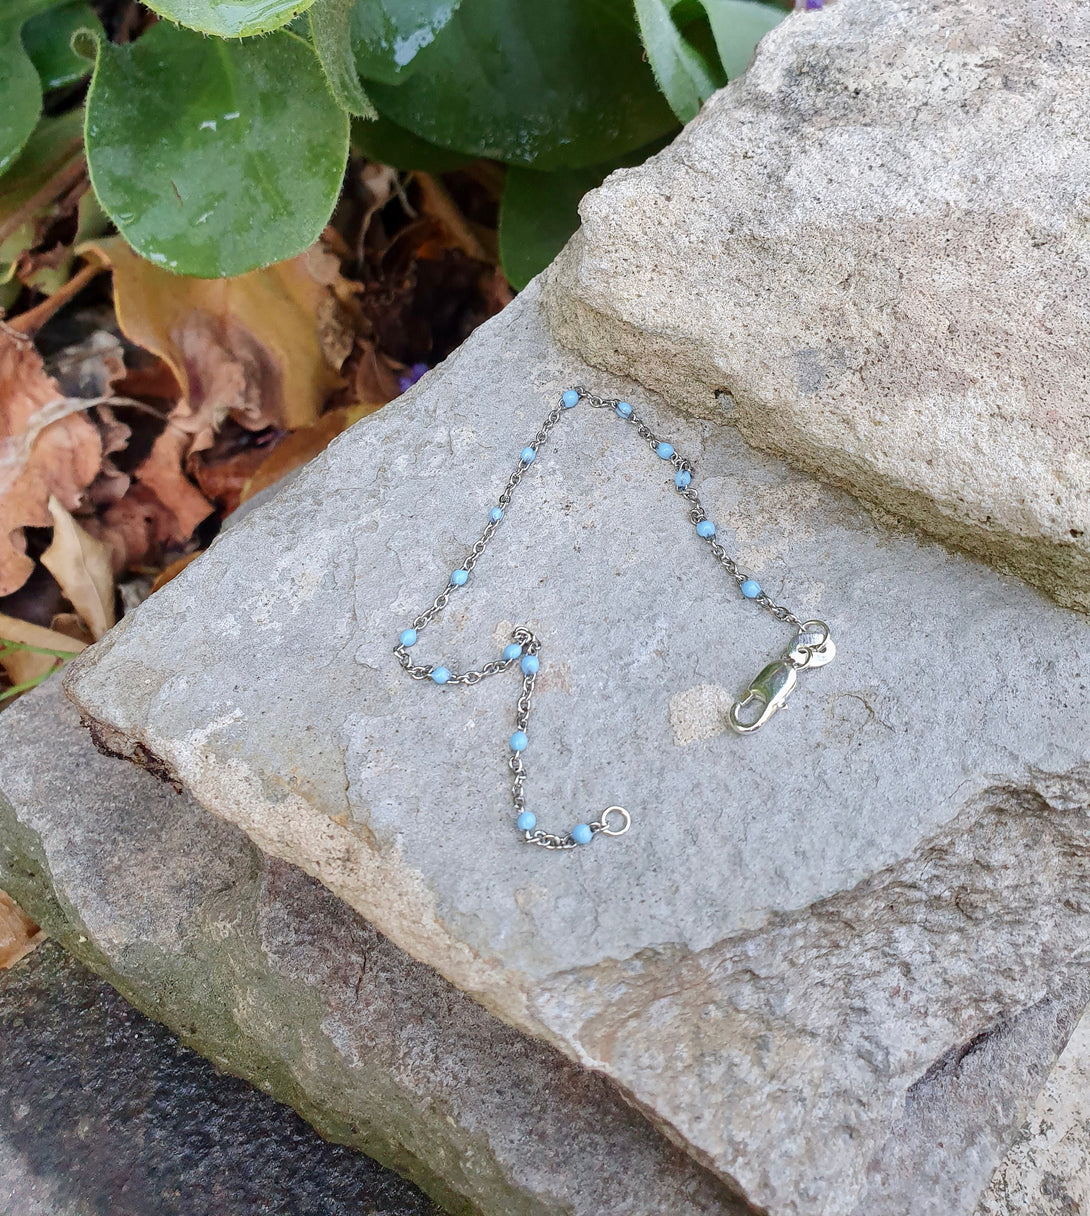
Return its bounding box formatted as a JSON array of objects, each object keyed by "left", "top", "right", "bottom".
[{"left": 393, "top": 387, "right": 835, "bottom": 850}]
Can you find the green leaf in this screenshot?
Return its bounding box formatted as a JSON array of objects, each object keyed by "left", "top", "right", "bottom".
[
  {"left": 635, "top": 0, "right": 783, "bottom": 122},
  {"left": 499, "top": 164, "right": 603, "bottom": 290},
  {"left": 22, "top": 1, "right": 103, "bottom": 90},
  {"left": 84, "top": 23, "right": 350, "bottom": 277},
  {"left": 350, "top": 0, "right": 461, "bottom": 86},
  {"left": 702, "top": 0, "right": 784, "bottom": 79},
  {"left": 350, "top": 113, "right": 471, "bottom": 172},
  {"left": 634, "top": 0, "right": 721, "bottom": 123},
  {"left": 0, "top": 38, "right": 43, "bottom": 177},
  {"left": 498, "top": 135, "right": 671, "bottom": 288},
  {"left": 141, "top": 0, "right": 317, "bottom": 37},
  {"left": 365, "top": 0, "right": 677, "bottom": 170},
  {"left": 309, "top": 0, "right": 376, "bottom": 116}
]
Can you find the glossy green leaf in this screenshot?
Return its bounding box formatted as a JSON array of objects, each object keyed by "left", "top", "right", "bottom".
[
  {"left": 310, "top": 0, "right": 376, "bottom": 116},
  {"left": 499, "top": 135, "right": 671, "bottom": 288},
  {"left": 634, "top": 0, "right": 722, "bottom": 123},
  {"left": 499, "top": 164, "right": 604, "bottom": 290},
  {"left": 141, "top": 0, "right": 317, "bottom": 37},
  {"left": 636, "top": 0, "right": 783, "bottom": 122},
  {"left": 22, "top": 1, "right": 103, "bottom": 90},
  {"left": 703, "top": 0, "right": 784, "bottom": 79},
  {"left": 350, "top": 114, "right": 471, "bottom": 172},
  {"left": 350, "top": 0, "right": 461, "bottom": 85},
  {"left": 366, "top": 0, "right": 678, "bottom": 170},
  {"left": 84, "top": 23, "right": 349, "bottom": 277},
  {"left": 0, "top": 0, "right": 63, "bottom": 176}
]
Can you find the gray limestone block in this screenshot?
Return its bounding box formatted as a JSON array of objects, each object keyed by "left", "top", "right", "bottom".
[
  {"left": 541, "top": 0, "right": 1090, "bottom": 612},
  {"left": 0, "top": 940, "right": 441, "bottom": 1216},
  {"left": 0, "top": 679, "right": 746, "bottom": 1216},
  {"left": 60, "top": 283, "right": 1090, "bottom": 1215}
]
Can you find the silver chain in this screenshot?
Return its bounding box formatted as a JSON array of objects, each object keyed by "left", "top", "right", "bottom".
[{"left": 394, "top": 388, "right": 834, "bottom": 850}]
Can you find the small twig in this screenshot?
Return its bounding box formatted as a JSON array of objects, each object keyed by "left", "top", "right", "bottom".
[
  {"left": 7, "top": 259, "right": 106, "bottom": 336},
  {"left": 414, "top": 172, "right": 491, "bottom": 262}
]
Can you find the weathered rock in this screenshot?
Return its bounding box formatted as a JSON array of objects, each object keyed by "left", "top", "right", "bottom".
[
  {"left": 0, "top": 940, "right": 440, "bottom": 1216},
  {"left": 976, "top": 1004, "right": 1090, "bottom": 1216},
  {"left": 542, "top": 0, "right": 1090, "bottom": 612},
  {"left": 0, "top": 679, "right": 746, "bottom": 1216},
  {"left": 60, "top": 282, "right": 1090, "bottom": 1215}
]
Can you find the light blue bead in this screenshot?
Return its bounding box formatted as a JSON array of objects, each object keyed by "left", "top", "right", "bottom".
[
  {"left": 675, "top": 470, "right": 691, "bottom": 488},
  {"left": 520, "top": 654, "right": 539, "bottom": 676},
  {"left": 431, "top": 666, "right": 451, "bottom": 684},
  {"left": 656, "top": 442, "right": 674, "bottom": 460},
  {"left": 451, "top": 568, "right": 468, "bottom": 586},
  {"left": 696, "top": 520, "right": 716, "bottom": 538},
  {"left": 510, "top": 730, "right": 528, "bottom": 752},
  {"left": 490, "top": 506, "right": 503, "bottom": 522},
  {"left": 740, "top": 579, "right": 762, "bottom": 599},
  {"left": 521, "top": 446, "right": 536, "bottom": 464},
  {"left": 517, "top": 811, "right": 537, "bottom": 831},
  {"left": 616, "top": 401, "right": 633, "bottom": 418},
  {"left": 503, "top": 643, "right": 522, "bottom": 661},
  {"left": 571, "top": 824, "right": 593, "bottom": 845},
  {"left": 562, "top": 389, "right": 580, "bottom": 408},
  {"left": 399, "top": 629, "right": 417, "bottom": 647}
]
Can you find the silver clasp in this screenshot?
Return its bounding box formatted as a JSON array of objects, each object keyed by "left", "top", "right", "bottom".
[
  {"left": 728, "top": 620, "right": 834, "bottom": 734},
  {"left": 728, "top": 658, "right": 799, "bottom": 733}
]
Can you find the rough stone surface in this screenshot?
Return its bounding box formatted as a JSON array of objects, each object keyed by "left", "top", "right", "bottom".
[
  {"left": 0, "top": 679, "right": 746, "bottom": 1216},
  {"left": 60, "top": 283, "right": 1090, "bottom": 1215},
  {"left": 0, "top": 940, "right": 440, "bottom": 1216},
  {"left": 976, "top": 1005, "right": 1090, "bottom": 1216},
  {"left": 542, "top": 0, "right": 1090, "bottom": 612}
]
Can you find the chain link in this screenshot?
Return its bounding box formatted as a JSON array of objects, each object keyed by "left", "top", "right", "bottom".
[{"left": 395, "top": 387, "right": 813, "bottom": 849}]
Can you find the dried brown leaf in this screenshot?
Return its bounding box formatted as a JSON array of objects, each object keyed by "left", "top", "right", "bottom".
[
  {"left": 0, "top": 609, "right": 84, "bottom": 687},
  {"left": 0, "top": 890, "right": 43, "bottom": 970},
  {"left": 0, "top": 324, "right": 102, "bottom": 595},
  {"left": 40, "top": 495, "right": 115, "bottom": 640},
  {"left": 238, "top": 403, "right": 381, "bottom": 506}
]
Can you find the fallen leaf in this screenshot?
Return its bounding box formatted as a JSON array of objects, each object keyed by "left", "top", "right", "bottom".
[
  {"left": 0, "top": 323, "right": 102, "bottom": 595},
  {"left": 239, "top": 403, "right": 381, "bottom": 505},
  {"left": 84, "top": 483, "right": 181, "bottom": 573},
  {"left": 0, "top": 889, "right": 42, "bottom": 970},
  {"left": 40, "top": 495, "right": 115, "bottom": 640},
  {"left": 0, "top": 609, "right": 84, "bottom": 688},
  {"left": 49, "top": 611, "right": 94, "bottom": 644},
  {"left": 150, "top": 550, "right": 202, "bottom": 593}
]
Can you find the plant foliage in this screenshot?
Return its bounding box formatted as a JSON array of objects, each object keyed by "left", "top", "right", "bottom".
[{"left": 1, "top": 0, "right": 789, "bottom": 284}]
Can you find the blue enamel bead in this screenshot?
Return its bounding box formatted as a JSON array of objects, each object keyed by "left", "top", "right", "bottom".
[
  {"left": 503, "top": 643, "right": 522, "bottom": 661},
  {"left": 562, "top": 389, "right": 580, "bottom": 408},
  {"left": 451, "top": 568, "right": 468, "bottom": 585},
  {"left": 510, "top": 730, "right": 528, "bottom": 751},
  {"left": 517, "top": 811, "right": 537, "bottom": 831},
  {"left": 696, "top": 520, "right": 716, "bottom": 538},
  {"left": 520, "top": 654, "right": 539, "bottom": 676},
  {"left": 571, "top": 824, "right": 593, "bottom": 845},
  {"left": 616, "top": 401, "right": 633, "bottom": 418},
  {"left": 656, "top": 442, "right": 674, "bottom": 460},
  {"left": 675, "top": 470, "right": 691, "bottom": 489},
  {"left": 400, "top": 629, "right": 417, "bottom": 647},
  {"left": 431, "top": 667, "right": 451, "bottom": 684},
  {"left": 740, "top": 579, "right": 762, "bottom": 599},
  {"left": 490, "top": 507, "right": 503, "bottom": 522},
  {"left": 521, "top": 446, "right": 536, "bottom": 464}
]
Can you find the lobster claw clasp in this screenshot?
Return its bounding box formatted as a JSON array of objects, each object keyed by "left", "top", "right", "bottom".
[{"left": 728, "top": 659, "right": 798, "bottom": 734}]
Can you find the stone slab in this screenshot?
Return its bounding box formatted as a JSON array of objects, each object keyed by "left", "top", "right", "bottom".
[
  {"left": 0, "top": 679, "right": 746, "bottom": 1216},
  {"left": 62, "top": 282, "right": 1090, "bottom": 1215},
  {"left": 976, "top": 1004, "right": 1090, "bottom": 1216},
  {"left": 542, "top": 0, "right": 1090, "bottom": 612},
  {"left": 0, "top": 940, "right": 440, "bottom": 1216}
]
